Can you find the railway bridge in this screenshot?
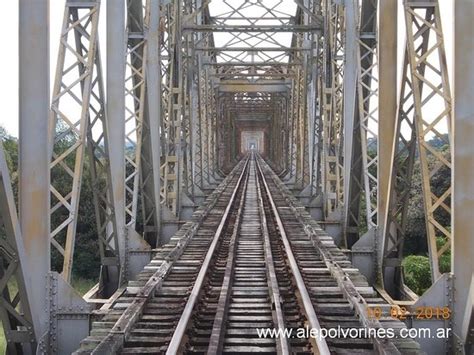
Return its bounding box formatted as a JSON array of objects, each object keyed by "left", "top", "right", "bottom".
[{"left": 3, "top": 0, "right": 473, "bottom": 353}]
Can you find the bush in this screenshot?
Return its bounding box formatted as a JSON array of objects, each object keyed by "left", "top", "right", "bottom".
[
  {"left": 436, "top": 237, "right": 451, "bottom": 273},
  {"left": 402, "top": 255, "right": 432, "bottom": 295}
]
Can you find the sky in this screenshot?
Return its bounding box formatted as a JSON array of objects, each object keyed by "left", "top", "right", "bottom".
[{"left": 0, "top": 0, "right": 453, "bottom": 137}]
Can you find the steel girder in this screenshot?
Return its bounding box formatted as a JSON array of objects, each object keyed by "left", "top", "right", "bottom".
[
  {"left": 18, "top": 0, "right": 51, "bottom": 349},
  {"left": 124, "top": 0, "right": 162, "bottom": 247},
  {"left": 189, "top": 7, "right": 218, "bottom": 192},
  {"left": 322, "top": 0, "right": 345, "bottom": 219},
  {"left": 124, "top": 0, "right": 146, "bottom": 230},
  {"left": 381, "top": 0, "right": 453, "bottom": 296},
  {"left": 190, "top": 0, "right": 321, "bottom": 189},
  {"left": 209, "top": 82, "right": 219, "bottom": 180},
  {"left": 195, "top": 59, "right": 206, "bottom": 188},
  {"left": 0, "top": 144, "right": 36, "bottom": 353},
  {"left": 160, "top": 0, "right": 183, "bottom": 216},
  {"left": 140, "top": 1, "right": 163, "bottom": 247},
  {"left": 269, "top": 98, "right": 288, "bottom": 173},
  {"left": 49, "top": 0, "right": 121, "bottom": 286},
  {"left": 307, "top": 33, "right": 323, "bottom": 198},
  {"left": 343, "top": 0, "right": 378, "bottom": 247},
  {"left": 453, "top": 1, "right": 474, "bottom": 350},
  {"left": 297, "top": 1, "right": 319, "bottom": 191},
  {"left": 47, "top": 0, "right": 163, "bottom": 295}
]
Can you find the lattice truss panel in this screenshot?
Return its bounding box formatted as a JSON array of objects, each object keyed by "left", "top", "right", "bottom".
[
  {"left": 205, "top": 0, "right": 300, "bottom": 94},
  {"left": 200, "top": 0, "right": 320, "bottom": 188},
  {"left": 345, "top": 0, "right": 379, "bottom": 246},
  {"left": 289, "top": 46, "right": 308, "bottom": 188},
  {"left": 322, "top": 0, "right": 345, "bottom": 217},
  {"left": 293, "top": 1, "right": 319, "bottom": 189},
  {"left": 0, "top": 145, "right": 36, "bottom": 352},
  {"left": 382, "top": 1, "right": 452, "bottom": 287},
  {"left": 182, "top": 0, "right": 204, "bottom": 199},
  {"left": 124, "top": 0, "right": 161, "bottom": 246},
  {"left": 308, "top": 27, "right": 324, "bottom": 197},
  {"left": 189, "top": 3, "right": 218, "bottom": 193},
  {"left": 358, "top": 6, "right": 379, "bottom": 231},
  {"left": 49, "top": 1, "right": 119, "bottom": 283},
  {"left": 195, "top": 35, "right": 213, "bottom": 190},
  {"left": 209, "top": 0, "right": 296, "bottom": 66},
  {"left": 269, "top": 96, "right": 288, "bottom": 173},
  {"left": 124, "top": 0, "right": 147, "bottom": 229},
  {"left": 160, "top": 0, "right": 183, "bottom": 216}
]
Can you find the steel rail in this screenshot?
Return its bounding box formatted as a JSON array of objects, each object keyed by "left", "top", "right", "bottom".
[
  {"left": 254, "top": 155, "right": 291, "bottom": 354},
  {"left": 166, "top": 156, "right": 251, "bottom": 354},
  {"left": 255, "top": 156, "right": 331, "bottom": 355},
  {"left": 257, "top": 156, "right": 401, "bottom": 355},
  {"left": 206, "top": 158, "right": 250, "bottom": 355},
  {"left": 89, "top": 158, "right": 249, "bottom": 354}
]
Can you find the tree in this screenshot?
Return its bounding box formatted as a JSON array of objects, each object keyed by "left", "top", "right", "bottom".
[{"left": 0, "top": 127, "right": 100, "bottom": 281}]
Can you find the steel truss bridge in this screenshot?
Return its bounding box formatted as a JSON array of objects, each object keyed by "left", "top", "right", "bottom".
[{"left": 3, "top": 0, "right": 472, "bottom": 353}]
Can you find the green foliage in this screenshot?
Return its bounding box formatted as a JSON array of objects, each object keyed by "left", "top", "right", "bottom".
[
  {"left": 436, "top": 237, "right": 451, "bottom": 274},
  {"left": 0, "top": 128, "right": 19, "bottom": 200},
  {"left": 0, "top": 127, "right": 454, "bottom": 300},
  {"left": 403, "top": 160, "right": 428, "bottom": 255},
  {"left": 0, "top": 127, "right": 100, "bottom": 283},
  {"left": 0, "top": 330, "right": 5, "bottom": 354},
  {"left": 401, "top": 153, "right": 451, "bottom": 295},
  {"left": 402, "top": 255, "right": 432, "bottom": 295},
  {"left": 72, "top": 277, "right": 97, "bottom": 296}
]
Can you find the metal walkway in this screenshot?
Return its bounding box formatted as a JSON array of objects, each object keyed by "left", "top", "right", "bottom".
[{"left": 75, "top": 155, "right": 421, "bottom": 354}]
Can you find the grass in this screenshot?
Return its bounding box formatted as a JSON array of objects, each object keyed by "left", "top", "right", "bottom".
[
  {"left": 72, "top": 277, "right": 97, "bottom": 296},
  {"left": 0, "top": 277, "right": 96, "bottom": 354},
  {"left": 0, "top": 332, "right": 4, "bottom": 354}
]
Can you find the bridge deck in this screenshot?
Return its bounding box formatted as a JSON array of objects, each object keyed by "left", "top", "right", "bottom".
[{"left": 75, "top": 155, "right": 421, "bottom": 354}]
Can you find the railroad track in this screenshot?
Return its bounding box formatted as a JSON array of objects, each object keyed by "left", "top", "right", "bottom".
[{"left": 75, "top": 154, "right": 422, "bottom": 354}]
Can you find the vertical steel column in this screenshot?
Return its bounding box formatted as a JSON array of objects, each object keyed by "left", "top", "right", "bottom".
[
  {"left": 452, "top": 0, "right": 474, "bottom": 350},
  {"left": 86, "top": 46, "right": 121, "bottom": 297},
  {"left": 288, "top": 79, "right": 298, "bottom": 182},
  {"left": 301, "top": 0, "right": 316, "bottom": 190},
  {"left": 322, "top": 0, "right": 345, "bottom": 218},
  {"left": 199, "top": 60, "right": 211, "bottom": 186},
  {"left": 181, "top": 0, "right": 192, "bottom": 200},
  {"left": 107, "top": 0, "right": 127, "bottom": 280},
  {"left": 19, "top": 0, "right": 50, "bottom": 348},
  {"left": 342, "top": 0, "right": 358, "bottom": 247},
  {"left": 344, "top": 0, "right": 378, "bottom": 247},
  {"left": 141, "top": 0, "right": 162, "bottom": 247},
  {"left": 308, "top": 36, "right": 322, "bottom": 196},
  {"left": 191, "top": 51, "right": 203, "bottom": 191},
  {"left": 358, "top": 1, "right": 378, "bottom": 232},
  {"left": 377, "top": 0, "right": 397, "bottom": 239},
  {"left": 124, "top": 0, "right": 147, "bottom": 229},
  {"left": 210, "top": 87, "right": 219, "bottom": 178},
  {"left": 376, "top": 0, "right": 397, "bottom": 288},
  {"left": 161, "top": 0, "right": 184, "bottom": 216}
]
